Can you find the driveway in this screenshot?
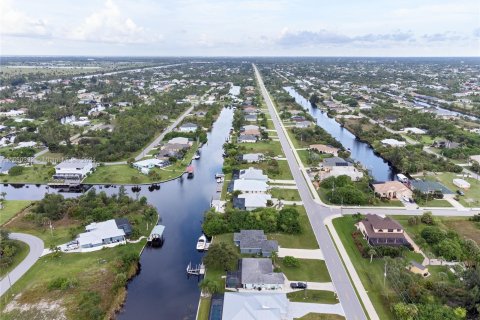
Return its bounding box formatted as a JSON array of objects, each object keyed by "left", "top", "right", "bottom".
[
  {"left": 0, "top": 233, "right": 44, "bottom": 297},
  {"left": 289, "top": 302, "right": 345, "bottom": 318},
  {"left": 278, "top": 247, "right": 324, "bottom": 260}
]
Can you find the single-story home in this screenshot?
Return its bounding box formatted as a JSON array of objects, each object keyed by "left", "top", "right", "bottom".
[
  {"left": 240, "top": 258, "right": 285, "bottom": 290},
  {"left": 309, "top": 144, "right": 339, "bottom": 156},
  {"left": 295, "top": 121, "right": 312, "bottom": 129},
  {"left": 77, "top": 219, "right": 126, "bottom": 249},
  {"left": 234, "top": 193, "right": 272, "bottom": 211},
  {"left": 244, "top": 114, "right": 257, "bottom": 122},
  {"left": 221, "top": 293, "right": 289, "bottom": 319},
  {"left": 322, "top": 156, "right": 352, "bottom": 168},
  {"left": 167, "top": 137, "right": 191, "bottom": 146},
  {"left": 381, "top": 139, "right": 406, "bottom": 147},
  {"left": 233, "top": 230, "right": 278, "bottom": 257},
  {"left": 178, "top": 122, "right": 198, "bottom": 133},
  {"left": 237, "top": 134, "right": 258, "bottom": 143},
  {"left": 319, "top": 166, "right": 364, "bottom": 181},
  {"left": 54, "top": 158, "right": 94, "bottom": 180},
  {"left": 233, "top": 179, "right": 269, "bottom": 194},
  {"left": 115, "top": 218, "right": 133, "bottom": 236},
  {"left": 132, "top": 159, "right": 165, "bottom": 174},
  {"left": 239, "top": 167, "right": 268, "bottom": 181},
  {"left": 356, "top": 214, "right": 409, "bottom": 247},
  {"left": 401, "top": 127, "right": 427, "bottom": 135},
  {"left": 242, "top": 153, "right": 264, "bottom": 163},
  {"left": 409, "top": 180, "right": 453, "bottom": 195},
  {"left": 372, "top": 181, "right": 413, "bottom": 200}
]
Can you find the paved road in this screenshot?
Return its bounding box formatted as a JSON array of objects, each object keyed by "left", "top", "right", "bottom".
[
  {"left": 254, "top": 65, "right": 368, "bottom": 320},
  {"left": 0, "top": 233, "right": 44, "bottom": 297},
  {"left": 133, "top": 105, "right": 195, "bottom": 161}
]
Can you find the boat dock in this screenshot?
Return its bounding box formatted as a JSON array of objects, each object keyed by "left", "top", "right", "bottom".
[{"left": 186, "top": 262, "right": 205, "bottom": 277}]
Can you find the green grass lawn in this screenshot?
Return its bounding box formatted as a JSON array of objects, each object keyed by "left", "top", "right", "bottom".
[
  {"left": 0, "top": 242, "right": 145, "bottom": 319},
  {"left": 0, "top": 200, "right": 33, "bottom": 225},
  {"left": 0, "top": 240, "right": 29, "bottom": 278},
  {"left": 287, "top": 290, "right": 339, "bottom": 304},
  {"left": 332, "top": 216, "right": 396, "bottom": 320},
  {"left": 270, "top": 188, "right": 301, "bottom": 201},
  {"left": 197, "top": 297, "right": 211, "bottom": 320},
  {"left": 417, "top": 199, "right": 453, "bottom": 207},
  {"left": 277, "top": 258, "right": 331, "bottom": 282},
  {"left": 241, "top": 141, "right": 284, "bottom": 157},
  {"left": 37, "top": 151, "right": 64, "bottom": 163},
  {"left": 0, "top": 165, "right": 54, "bottom": 184},
  {"left": 268, "top": 206, "right": 319, "bottom": 249}
]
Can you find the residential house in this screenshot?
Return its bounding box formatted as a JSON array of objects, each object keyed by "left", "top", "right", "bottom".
[
  {"left": 230, "top": 258, "right": 284, "bottom": 290},
  {"left": 242, "top": 153, "right": 264, "bottom": 163},
  {"left": 295, "top": 121, "right": 312, "bottom": 129},
  {"left": 309, "top": 144, "right": 339, "bottom": 156},
  {"left": 320, "top": 156, "right": 363, "bottom": 181},
  {"left": 241, "top": 125, "right": 261, "bottom": 137},
  {"left": 221, "top": 293, "right": 289, "bottom": 320},
  {"left": 453, "top": 178, "right": 470, "bottom": 190},
  {"left": 242, "top": 106, "right": 258, "bottom": 114},
  {"left": 408, "top": 261, "right": 429, "bottom": 277},
  {"left": 77, "top": 219, "right": 126, "bottom": 249},
  {"left": 234, "top": 193, "right": 272, "bottom": 211},
  {"left": 132, "top": 159, "right": 165, "bottom": 174},
  {"left": 178, "top": 122, "right": 198, "bottom": 133},
  {"left": 239, "top": 167, "right": 268, "bottom": 182},
  {"left": 381, "top": 139, "right": 406, "bottom": 147},
  {"left": 322, "top": 156, "right": 351, "bottom": 167},
  {"left": 244, "top": 114, "right": 257, "bottom": 122},
  {"left": 54, "top": 159, "right": 94, "bottom": 180},
  {"left": 401, "top": 127, "right": 427, "bottom": 135},
  {"left": 167, "top": 137, "right": 191, "bottom": 146},
  {"left": 233, "top": 230, "right": 278, "bottom": 257},
  {"left": 237, "top": 134, "right": 258, "bottom": 143},
  {"left": 372, "top": 181, "right": 413, "bottom": 200},
  {"left": 356, "top": 214, "right": 409, "bottom": 246},
  {"left": 290, "top": 115, "right": 305, "bottom": 122},
  {"left": 233, "top": 180, "right": 269, "bottom": 194},
  {"left": 115, "top": 218, "right": 133, "bottom": 236},
  {"left": 433, "top": 139, "right": 460, "bottom": 149},
  {"left": 409, "top": 180, "right": 453, "bottom": 196}
]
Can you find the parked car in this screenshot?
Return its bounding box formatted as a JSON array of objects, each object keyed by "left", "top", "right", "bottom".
[
  {"left": 290, "top": 282, "right": 307, "bottom": 289},
  {"left": 456, "top": 190, "right": 465, "bottom": 196}
]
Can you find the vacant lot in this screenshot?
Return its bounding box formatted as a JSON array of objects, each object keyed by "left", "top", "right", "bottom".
[
  {"left": 0, "top": 200, "right": 32, "bottom": 225},
  {"left": 277, "top": 258, "right": 331, "bottom": 283}
]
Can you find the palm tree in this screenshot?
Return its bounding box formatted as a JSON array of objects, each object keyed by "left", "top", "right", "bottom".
[
  {"left": 271, "top": 251, "right": 278, "bottom": 268},
  {"left": 368, "top": 248, "right": 376, "bottom": 263},
  {"left": 199, "top": 279, "right": 220, "bottom": 297}
]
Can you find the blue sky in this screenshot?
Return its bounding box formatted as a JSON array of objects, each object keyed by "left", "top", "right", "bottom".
[{"left": 1, "top": 0, "right": 479, "bottom": 56}]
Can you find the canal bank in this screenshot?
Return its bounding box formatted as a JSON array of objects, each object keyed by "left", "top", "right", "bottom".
[
  {"left": 284, "top": 86, "right": 396, "bottom": 181},
  {"left": 2, "top": 107, "right": 234, "bottom": 320}
]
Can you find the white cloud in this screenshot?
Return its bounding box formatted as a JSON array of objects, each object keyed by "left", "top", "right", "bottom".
[
  {"left": 69, "top": 0, "right": 161, "bottom": 44},
  {"left": 0, "top": 0, "right": 50, "bottom": 37}
]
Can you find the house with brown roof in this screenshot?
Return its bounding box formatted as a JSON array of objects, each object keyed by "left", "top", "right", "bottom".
[
  {"left": 309, "top": 144, "right": 339, "bottom": 156},
  {"left": 372, "top": 181, "right": 413, "bottom": 200},
  {"left": 356, "top": 214, "right": 408, "bottom": 246}
]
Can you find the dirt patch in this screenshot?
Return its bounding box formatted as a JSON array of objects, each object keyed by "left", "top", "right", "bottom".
[
  {"left": 3, "top": 295, "right": 66, "bottom": 320},
  {"left": 443, "top": 220, "right": 480, "bottom": 245}
]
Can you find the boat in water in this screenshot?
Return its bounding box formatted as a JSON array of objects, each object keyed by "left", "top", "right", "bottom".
[
  {"left": 186, "top": 165, "right": 194, "bottom": 178},
  {"left": 194, "top": 152, "right": 201, "bottom": 160},
  {"left": 196, "top": 234, "right": 207, "bottom": 251},
  {"left": 147, "top": 224, "right": 165, "bottom": 247}
]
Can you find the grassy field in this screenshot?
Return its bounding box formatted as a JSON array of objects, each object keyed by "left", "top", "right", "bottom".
[
  {"left": 0, "top": 200, "right": 33, "bottom": 225},
  {"left": 332, "top": 216, "right": 396, "bottom": 320},
  {"left": 270, "top": 188, "right": 301, "bottom": 201},
  {"left": 37, "top": 151, "right": 65, "bottom": 163},
  {"left": 0, "top": 240, "right": 29, "bottom": 278},
  {"left": 268, "top": 206, "right": 319, "bottom": 249},
  {"left": 0, "top": 165, "right": 53, "bottom": 184},
  {"left": 277, "top": 258, "right": 331, "bottom": 282},
  {"left": 417, "top": 199, "right": 453, "bottom": 207},
  {"left": 287, "top": 290, "right": 339, "bottom": 304},
  {"left": 240, "top": 141, "right": 284, "bottom": 157},
  {"left": 297, "top": 314, "right": 345, "bottom": 320},
  {"left": 0, "top": 242, "right": 145, "bottom": 320},
  {"left": 317, "top": 187, "right": 404, "bottom": 207},
  {"left": 197, "top": 297, "right": 211, "bottom": 320}
]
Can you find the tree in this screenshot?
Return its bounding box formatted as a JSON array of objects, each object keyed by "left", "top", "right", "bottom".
[
  {"left": 392, "top": 302, "right": 418, "bottom": 320},
  {"left": 277, "top": 207, "right": 301, "bottom": 234},
  {"left": 368, "top": 248, "right": 377, "bottom": 263},
  {"left": 435, "top": 238, "right": 464, "bottom": 261},
  {"left": 283, "top": 256, "right": 300, "bottom": 267},
  {"left": 199, "top": 279, "right": 220, "bottom": 296},
  {"left": 421, "top": 226, "right": 446, "bottom": 244},
  {"left": 203, "top": 243, "right": 239, "bottom": 271},
  {"left": 420, "top": 211, "right": 435, "bottom": 225}
]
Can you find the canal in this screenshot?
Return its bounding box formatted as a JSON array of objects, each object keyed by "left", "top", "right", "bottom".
[
  {"left": 284, "top": 86, "right": 396, "bottom": 181},
  {"left": 3, "top": 107, "right": 234, "bottom": 320}
]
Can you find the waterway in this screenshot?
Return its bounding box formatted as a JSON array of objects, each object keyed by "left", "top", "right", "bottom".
[
  {"left": 2, "top": 107, "right": 234, "bottom": 320},
  {"left": 284, "top": 87, "right": 396, "bottom": 181}
]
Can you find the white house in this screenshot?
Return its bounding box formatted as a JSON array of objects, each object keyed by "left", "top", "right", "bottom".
[
  {"left": 453, "top": 178, "right": 470, "bottom": 190},
  {"left": 77, "top": 220, "right": 126, "bottom": 249},
  {"left": 237, "top": 193, "right": 272, "bottom": 211},
  {"left": 54, "top": 159, "right": 94, "bottom": 180},
  {"left": 233, "top": 179, "right": 269, "bottom": 194},
  {"left": 242, "top": 153, "right": 264, "bottom": 163},
  {"left": 178, "top": 122, "right": 198, "bottom": 133},
  {"left": 132, "top": 158, "right": 165, "bottom": 174},
  {"left": 239, "top": 167, "right": 268, "bottom": 182},
  {"left": 381, "top": 139, "right": 406, "bottom": 147},
  {"left": 222, "top": 293, "right": 289, "bottom": 320},
  {"left": 167, "top": 137, "right": 191, "bottom": 146},
  {"left": 401, "top": 127, "right": 427, "bottom": 135}
]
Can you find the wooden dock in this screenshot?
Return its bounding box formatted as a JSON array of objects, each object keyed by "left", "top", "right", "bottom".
[{"left": 186, "top": 262, "right": 205, "bottom": 276}]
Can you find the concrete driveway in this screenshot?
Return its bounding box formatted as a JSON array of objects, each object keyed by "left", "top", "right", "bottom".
[{"left": 0, "top": 233, "right": 44, "bottom": 297}]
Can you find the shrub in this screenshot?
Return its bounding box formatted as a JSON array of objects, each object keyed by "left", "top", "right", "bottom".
[
  {"left": 283, "top": 256, "right": 300, "bottom": 267},
  {"left": 420, "top": 212, "right": 435, "bottom": 225},
  {"left": 48, "top": 277, "right": 78, "bottom": 291},
  {"left": 8, "top": 166, "right": 24, "bottom": 176},
  {"left": 421, "top": 226, "right": 446, "bottom": 244}
]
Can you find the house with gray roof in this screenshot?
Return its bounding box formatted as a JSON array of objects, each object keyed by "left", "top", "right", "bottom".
[
  {"left": 242, "top": 153, "right": 264, "bottom": 163},
  {"left": 234, "top": 193, "right": 272, "bottom": 211},
  {"left": 239, "top": 167, "right": 268, "bottom": 181},
  {"left": 409, "top": 180, "right": 452, "bottom": 195},
  {"left": 240, "top": 258, "right": 284, "bottom": 290},
  {"left": 322, "top": 156, "right": 352, "bottom": 167},
  {"left": 237, "top": 134, "right": 257, "bottom": 143},
  {"left": 233, "top": 230, "right": 278, "bottom": 257}
]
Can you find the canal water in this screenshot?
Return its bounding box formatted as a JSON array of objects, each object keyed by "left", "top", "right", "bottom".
[
  {"left": 284, "top": 87, "right": 395, "bottom": 181},
  {"left": 2, "top": 107, "right": 234, "bottom": 320}
]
